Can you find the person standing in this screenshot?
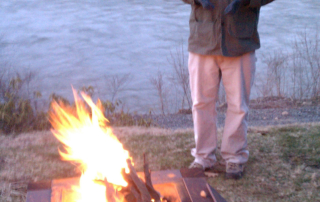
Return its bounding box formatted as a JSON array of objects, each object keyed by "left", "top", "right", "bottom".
[{"left": 181, "top": 0, "right": 274, "bottom": 179}]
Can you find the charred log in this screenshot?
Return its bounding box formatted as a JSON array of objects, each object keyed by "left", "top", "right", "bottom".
[
  {"left": 143, "top": 154, "right": 161, "bottom": 202},
  {"left": 126, "top": 159, "right": 152, "bottom": 202},
  {"left": 117, "top": 158, "right": 164, "bottom": 202}
]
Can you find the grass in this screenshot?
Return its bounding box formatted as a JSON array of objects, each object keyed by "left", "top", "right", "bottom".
[
  {"left": 0, "top": 124, "right": 319, "bottom": 201},
  {"left": 277, "top": 126, "right": 320, "bottom": 168}
]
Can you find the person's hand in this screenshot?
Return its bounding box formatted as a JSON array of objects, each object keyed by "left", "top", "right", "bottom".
[
  {"left": 194, "top": 0, "right": 215, "bottom": 9},
  {"left": 224, "top": 0, "right": 250, "bottom": 15}
]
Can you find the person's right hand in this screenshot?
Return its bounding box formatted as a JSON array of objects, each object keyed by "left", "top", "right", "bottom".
[
  {"left": 195, "top": 0, "right": 215, "bottom": 9},
  {"left": 224, "top": 0, "right": 250, "bottom": 15}
]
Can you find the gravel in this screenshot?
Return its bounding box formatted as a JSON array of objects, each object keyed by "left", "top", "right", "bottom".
[{"left": 149, "top": 98, "right": 320, "bottom": 129}]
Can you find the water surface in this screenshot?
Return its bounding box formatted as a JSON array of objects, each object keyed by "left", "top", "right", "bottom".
[{"left": 1, "top": 0, "right": 319, "bottom": 112}]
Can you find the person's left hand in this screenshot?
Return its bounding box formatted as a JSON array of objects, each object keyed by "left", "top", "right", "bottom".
[{"left": 224, "top": 0, "right": 250, "bottom": 15}]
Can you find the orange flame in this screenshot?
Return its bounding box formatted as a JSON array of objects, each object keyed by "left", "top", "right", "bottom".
[{"left": 50, "top": 89, "right": 130, "bottom": 202}]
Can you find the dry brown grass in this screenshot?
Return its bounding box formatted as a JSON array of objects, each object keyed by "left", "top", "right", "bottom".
[
  {"left": 0, "top": 131, "right": 77, "bottom": 201},
  {"left": 0, "top": 124, "right": 319, "bottom": 202}
]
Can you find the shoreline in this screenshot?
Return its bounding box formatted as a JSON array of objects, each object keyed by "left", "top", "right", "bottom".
[{"left": 149, "top": 97, "right": 320, "bottom": 129}]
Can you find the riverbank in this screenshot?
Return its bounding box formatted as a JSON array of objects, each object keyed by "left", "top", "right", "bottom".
[{"left": 150, "top": 97, "right": 320, "bottom": 129}]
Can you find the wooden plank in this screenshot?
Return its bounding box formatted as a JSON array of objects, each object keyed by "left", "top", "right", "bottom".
[
  {"left": 27, "top": 181, "right": 52, "bottom": 190},
  {"left": 183, "top": 178, "right": 214, "bottom": 202},
  {"left": 26, "top": 181, "right": 52, "bottom": 202},
  {"left": 26, "top": 190, "right": 51, "bottom": 202},
  {"left": 153, "top": 178, "right": 192, "bottom": 202},
  {"left": 206, "top": 183, "right": 227, "bottom": 202},
  {"left": 180, "top": 168, "right": 206, "bottom": 178},
  {"left": 138, "top": 170, "right": 182, "bottom": 184}
]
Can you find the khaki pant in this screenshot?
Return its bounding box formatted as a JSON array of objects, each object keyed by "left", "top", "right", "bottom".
[{"left": 188, "top": 52, "right": 256, "bottom": 167}]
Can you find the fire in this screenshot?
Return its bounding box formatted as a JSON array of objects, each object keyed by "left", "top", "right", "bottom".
[{"left": 50, "top": 90, "right": 131, "bottom": 202}]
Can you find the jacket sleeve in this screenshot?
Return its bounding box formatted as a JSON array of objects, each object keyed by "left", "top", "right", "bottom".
[
  {"left": 249, "top": 0, "right": 275, "bottom": 7},
  {"left": 181, "top": 0, "right": 195, "bottom": 4}
]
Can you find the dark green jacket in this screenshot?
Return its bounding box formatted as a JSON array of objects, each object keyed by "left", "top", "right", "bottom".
[{"left": 182, "top": 0, "right": 274, "bottom": 57}]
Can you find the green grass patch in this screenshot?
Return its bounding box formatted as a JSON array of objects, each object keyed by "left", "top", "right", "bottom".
[{"left": 276, "top": 126, "right": 320, "bottom": 168}]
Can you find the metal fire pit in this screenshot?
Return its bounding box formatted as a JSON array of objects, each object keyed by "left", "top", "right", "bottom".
[{"left": 26, "top": 168, "right": 226, "bottom": 202}]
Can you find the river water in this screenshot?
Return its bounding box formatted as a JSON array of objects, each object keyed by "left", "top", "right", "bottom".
[{"left": 1, "top": 0, "right": 319, "bottom": 113}]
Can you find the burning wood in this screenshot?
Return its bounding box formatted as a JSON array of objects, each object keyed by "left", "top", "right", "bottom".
[
  {"left": 104, "top": 178, "right": 118, "bottom": 202},
  {"left": 26, "top": 89, "right": 227, "bottom": 202},
  {"left": 99, "top": 158, "right": 163, "bottom": 202},
  {"left": 49, "top": 89, "right": 163, "bottom": 202},
  {"left": 41, "top": 89, "right": 226, "bottom": 202},
  {"left": 143, "top": 155, "right": 162, "bottom": 202},
  {"left": 118, "top": 159, "right": 161, "bottom": 202},
  {"left": 26, "top": 165, "right": 227, "bottom": 202}
]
